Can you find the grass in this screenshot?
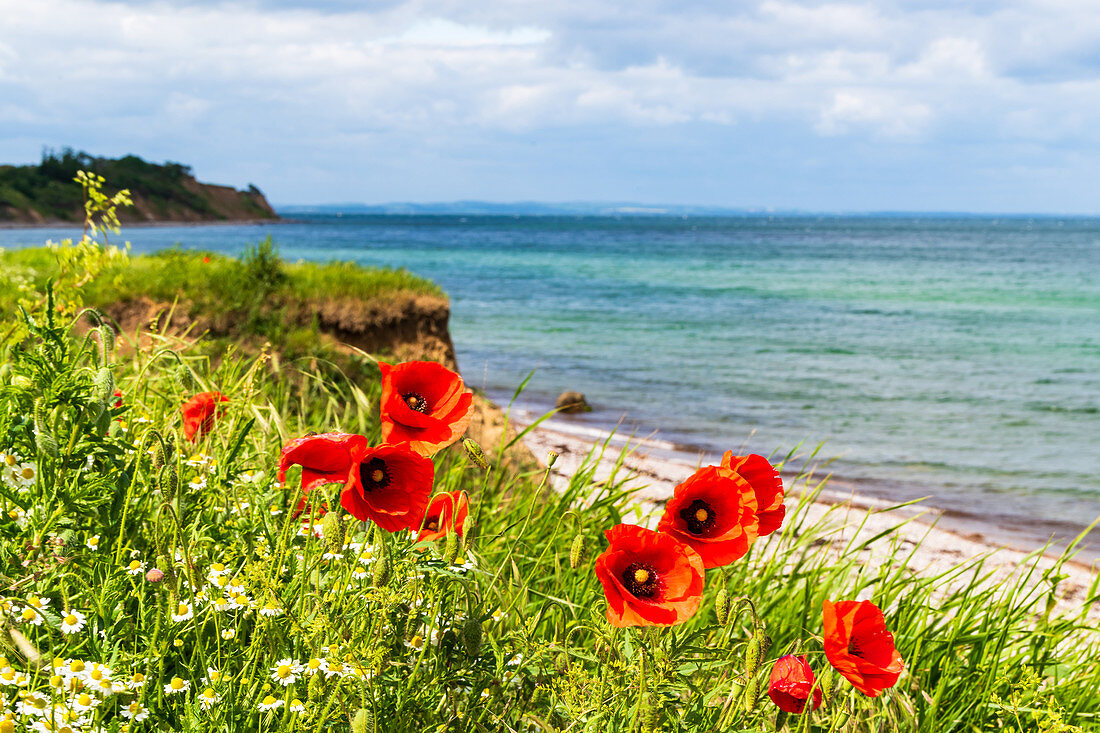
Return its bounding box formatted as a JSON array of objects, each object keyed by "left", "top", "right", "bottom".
[
  {"left": 0, "top": 239, "right": 1097, "bottom": 732},
  {"left": 0, "top": 240, "right": 443, "bottom": 383}
]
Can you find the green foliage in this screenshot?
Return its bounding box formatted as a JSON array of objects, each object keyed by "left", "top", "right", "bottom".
[
  {"left": 0, "top": 148, "right": 274, "bottom": 222},
  {"left": 0, "top": 191, "right": 1096, "bottom": 731}
]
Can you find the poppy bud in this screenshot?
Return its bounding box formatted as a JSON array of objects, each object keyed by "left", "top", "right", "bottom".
[
  {"left": 307, "top": 672, "right": 324, "bottom": 701},
  {"left": 546, "top": 450, "right": 558, "bottom": 468},
  {"left": 322, "top": 512, "right": 345, "bottom": 555},
  {"left": 93, "top": 367, "right": 114, "bottom": 404},
  {"left": 745, "top": 636, "right": 762, "bottom": 677},
  {"left": 715, "top": 589, "right": 731, "bottom": 625},
  {"left": 462, "top": 439, "right": 489, "bottom": 470},
  {"left": 34, "top": 401, "right": 58, "bottom": 458},
  {"left": 569, "top": 534, "right": 586, "bottom": 569},
  {"left": 159, "top": 464, "right": 179, "bottom": 501},
  {"left": 462, "top": 618, "right": 482, "bottom": 657},
  {"left": 742, "top": 675, "right": 759, "bottom": 713},
  {"left": 444, "top": 531, "right": 460, "bottom": 565},
  {"left": 174, "top": 363, "right": 198, "bottom": 392},
  {"left": 372, "top": 557, "right": 390, "bottom": 587},
  {"left": 555, "top": 651, "right": 569, "bottom": 675},
  {"left": 351, "top": 708, "right": 372, "bottom": 733},
  {"left": 97, "top": 324, "right": 115, "bottom": 361}
]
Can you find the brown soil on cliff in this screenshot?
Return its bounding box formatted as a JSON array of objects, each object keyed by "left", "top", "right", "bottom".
[{"left": 100, "top": 293, "right": 537, "bottom": 468}]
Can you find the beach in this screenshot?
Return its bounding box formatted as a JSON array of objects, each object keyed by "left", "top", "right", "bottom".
[{"left": 515, "top": 413, "right": 1100, "bottom": 619}]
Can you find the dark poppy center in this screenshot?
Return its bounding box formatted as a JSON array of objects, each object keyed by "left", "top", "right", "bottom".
[
  {"left": 680, "top": 499, "right": 717, "bottom": 535},
  {"left": 403, "top": 392, "right": 431, "bottom": 414},
  {"left": 847, "top": 638, "right": 865, "bottom": 659},
  {"left": 622, "top": 562, "right": 662, "bottom": 599},
  {"left": 426, "top": 516, "right": 440, "bottom": 531},
  {"left": 359, "top": 458, "right": 390, "bottom": 492}
]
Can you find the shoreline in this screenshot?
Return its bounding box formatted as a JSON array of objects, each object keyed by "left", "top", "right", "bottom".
[
  {"left": 512, "top": 413, "right": 1100, "bottom": 616},
  {"left": 497, "top": 393, "right": 1099, "bottom": 561},
  {"left": 0, "top": 217, "right": 285, "bottom": 231}
]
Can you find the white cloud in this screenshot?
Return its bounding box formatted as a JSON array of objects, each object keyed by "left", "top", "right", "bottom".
[{"left": 1, "top": 0, "right": 1099, "bottom": 208}]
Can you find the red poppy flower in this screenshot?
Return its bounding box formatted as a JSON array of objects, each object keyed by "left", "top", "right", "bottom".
[
  {"left": 593, "top": 524, "right": 705, "bottom": 627},
  {"left": 720, "top": 452, "right": 786, "bottom": 536},
  {"left": 181, "top": 391, "right": 228, "bottom": 442},
  {"left": 767, "top": 655, "right": 823, "bottom": 714},
  {"left": 822, "top": 600, "right": 905, "bottom": 697},
  {"left": 277, "top": 433, "right": 434, "bottom": 532},
  {"left": 379, "top": 361, "right": 474, "bottom": 456},
  {"left": 656, "top": 465, "right": 759, "bottom": 568},
  {"left": 417, "top": 490, "right": 469, "bottom": 542},
  {"left": 113, "top": 390, "right": 123, "bottom": 409}
]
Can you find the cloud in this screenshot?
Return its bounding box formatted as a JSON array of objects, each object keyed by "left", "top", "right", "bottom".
[{"left": 0, "top": 0, "right": 1099, "bottom": 210}]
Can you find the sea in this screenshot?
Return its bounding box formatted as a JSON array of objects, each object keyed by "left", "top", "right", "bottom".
[{"left": 3, "top": 214, "right": 1098, "bottom": 554}]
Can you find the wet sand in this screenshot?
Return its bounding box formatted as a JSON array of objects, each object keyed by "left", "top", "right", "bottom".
[{"left": 515, "top": 415, "right": 1100, "bottom": 619}]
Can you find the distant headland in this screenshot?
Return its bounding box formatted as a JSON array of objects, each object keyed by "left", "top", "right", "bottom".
[{"left": 0, "top": 148, "right": 278, "bottom": 225}]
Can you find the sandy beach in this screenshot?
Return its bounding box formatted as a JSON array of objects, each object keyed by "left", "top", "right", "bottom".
[{"left": 515, "top": 414, "right": 1100, "bottom": 620}]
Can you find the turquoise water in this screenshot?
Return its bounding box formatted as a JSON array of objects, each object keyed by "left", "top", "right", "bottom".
[{"left": 3, "top": 215, "right": 1098, "bottom": 547}]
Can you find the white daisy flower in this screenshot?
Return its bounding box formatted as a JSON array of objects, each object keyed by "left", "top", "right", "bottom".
[
  {"left": 59, "top": 611, "right": 87, "bottom": 634},
  {"left": 126, "top": 672, "right": 147, "bottom": 690},
  {"left": 271, "top": 659, "right": 299, "bottom": 686},
  {"left": 24, "top": 595, "right": 48, "bottom": 611},
  {"left": 207, "top": 562, "right": 230, "bottom": 577},
  {"left": 18, "top": 606, "right": 43, "bottom": 626},
  {"left": 258, "top": 601, "right": 284, "bottom": 617},
  {"left": 198, "top": 687, "right": 219, "bottom": 710},
  {"left": 86, "top": 535, "right": 100, "bottom": 551},
  {"left": 185, "top": 453, "right": 212, "bottom": 469},
  {"left": 70, "top": 692, "right": 98, "bottom": 712},
  {"left": 236, "top": 469, "right": 264, "bottom": 485},
  {"left": 125, "top": 560, "right": 145, "bottom": 575},
  {"left": 163, "top": 677, "right": 190, "bottom": 695},
  {"left": 302, "top": 658, "right": 325, "bottom": 676},
  {"left": 188, "top": 475, "right": 207, "bottom": 491},
  {"left": 171, "top": 602, "right": 193, "bottom": 622},
  {"left": 221, "top": 628, "right": 236, "bottom": 640},
  {"left": 12, "top": 462, "right": 36, "bottom": 488},
  {"left": 257, "top": 695, "right": 284, "bottom": 711},
  {"left": 120, "top": 701, "right": 149, "bottom": 721},
  {"left": 289, "top": 698, "right": 305, "bottom": 712}
]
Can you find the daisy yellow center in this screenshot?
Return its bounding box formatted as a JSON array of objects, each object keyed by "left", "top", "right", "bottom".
[
  {"left": 177, "top": 604, "right": 188, "bottom": 615},
  {"left": 633, "top": 568, "right": 650, "bottom": 584},
  {"left": 71, "top": 661, "right": 84, "bottom": 672},
  {"left": 90, "top": 669, "right": 102, "bottom": 680},
  {"left": 277, "top": 665, "right": 291, "bottom": 677},
  {"left": 64, "top": 615, "right": 77, "bottom": 625},
  {"left": 77, "top": 694, "right": 91, "bottom": 705},
  {"left": 171, "top": 678, "right": 185, "bottom": 690},
  {"left": 20, "top": 468, "right": 33, "bottom": 479},
  {"left": 262, "top": 695, "right": 277, "bottom": 704},
  {"left": 21, "top": 609, "right": 34, "bottom": 620}
]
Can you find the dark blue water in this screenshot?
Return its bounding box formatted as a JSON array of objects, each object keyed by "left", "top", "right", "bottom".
[{"left": 4, "top": 215, "right": 1098, "bottom": 547}]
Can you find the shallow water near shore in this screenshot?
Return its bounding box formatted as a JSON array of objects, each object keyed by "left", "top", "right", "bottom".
[{"left": 3, "top": 214, "right": 1098, "bottom": 554}]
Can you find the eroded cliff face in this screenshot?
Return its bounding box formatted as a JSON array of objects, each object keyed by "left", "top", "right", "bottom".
[{"left": 102, "top": 293, "right": 456, "bottom": 369}]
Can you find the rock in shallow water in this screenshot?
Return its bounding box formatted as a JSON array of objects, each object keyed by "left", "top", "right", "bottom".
[{"left": 555, "top": 391, "right": 591, "bottom": 414}]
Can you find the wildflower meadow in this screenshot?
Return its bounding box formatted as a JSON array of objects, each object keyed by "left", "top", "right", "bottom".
[{"left": 0, "top": 175, "right": 1097, "bottom": 732}]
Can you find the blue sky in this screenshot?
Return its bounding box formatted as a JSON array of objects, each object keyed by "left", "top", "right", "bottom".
[{"left": 2, "top": 0, "right": 1099, "bottom": 212}]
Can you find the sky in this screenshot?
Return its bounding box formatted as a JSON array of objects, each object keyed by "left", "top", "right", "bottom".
[{"left": 2, "top": 0, "right": 1100, "bottom": 212}]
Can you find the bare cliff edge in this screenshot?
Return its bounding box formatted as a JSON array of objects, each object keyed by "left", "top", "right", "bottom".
[
  {"left": 0, "top": 150, "right": 278, "bottom": 225},
  {"left": 102, "top": 292, "right": 535, "bottom": 466}
]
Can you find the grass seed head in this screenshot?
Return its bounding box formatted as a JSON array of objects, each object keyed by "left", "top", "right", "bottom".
[{"left": 569, "top": 534, "right": 586, "bottom": 569}]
